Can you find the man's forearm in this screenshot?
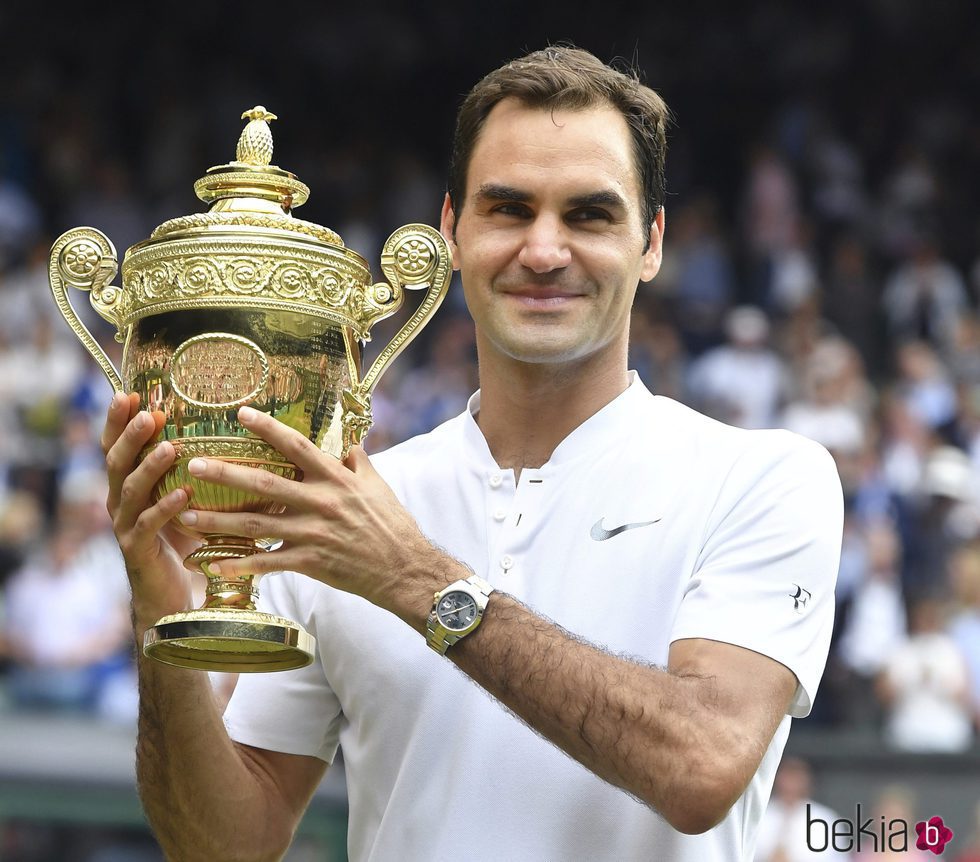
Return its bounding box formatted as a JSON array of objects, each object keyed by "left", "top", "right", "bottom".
[
  {"left": 440, "top": 592, "right": 764, "bottom": 833},
  {"left": 135, "top": 649, "right": 293, "bottom": 862}
]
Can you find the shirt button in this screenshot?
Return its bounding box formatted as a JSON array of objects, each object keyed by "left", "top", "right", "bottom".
[
  {"left": 489, "top": 473, "right": 503, "bottom": 488},
  {"left": 500, "top": 554, "right": 514, "bottom": 571},
  {"left": 493, "top": 508, "right": 507, "bottom": 522}
]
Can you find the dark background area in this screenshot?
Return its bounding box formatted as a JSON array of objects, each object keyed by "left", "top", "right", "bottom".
[{"left": 2, "top": 1, "right": 977, "bottom": 276}]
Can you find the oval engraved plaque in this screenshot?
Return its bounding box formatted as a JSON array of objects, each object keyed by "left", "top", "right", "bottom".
[{"left": 170, "top": 333, "right": 270, "bottom": 410}]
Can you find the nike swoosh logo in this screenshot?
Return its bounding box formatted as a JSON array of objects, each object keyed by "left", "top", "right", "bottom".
[{"left": 590, "top": 517, "right": 661, "bottom": 541}]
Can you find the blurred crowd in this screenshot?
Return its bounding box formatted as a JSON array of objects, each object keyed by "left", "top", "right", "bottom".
[
  {"left": 755, "top": 756, "right": 980, "bottom": 860},
  {"left": 0, "top": 3, "right": 978, "bottom": 765}
]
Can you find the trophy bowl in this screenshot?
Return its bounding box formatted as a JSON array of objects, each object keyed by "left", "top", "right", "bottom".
[{"left": 48, "top": 107, "right": 451, "bottom": 672}]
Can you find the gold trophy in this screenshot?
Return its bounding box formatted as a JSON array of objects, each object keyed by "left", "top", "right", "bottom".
[{"left": 48, "top": 107, "right": 450, "bottom": 673}]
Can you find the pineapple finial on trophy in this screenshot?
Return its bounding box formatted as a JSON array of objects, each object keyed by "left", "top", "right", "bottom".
[{"left": 236, "top": 106, "right": 279, "bottom": 166}]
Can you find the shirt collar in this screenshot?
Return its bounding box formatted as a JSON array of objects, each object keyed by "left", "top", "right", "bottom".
[{"left": 462, "top": 371, "right": 650, "bottom": 472}]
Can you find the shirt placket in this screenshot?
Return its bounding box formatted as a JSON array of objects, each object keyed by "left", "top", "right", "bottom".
[
  {"left": 487, "top": 468, "right": 548, "bottom": 593},
  {"left": 485, "top": 468, "right": 516, "bottom": 582}
]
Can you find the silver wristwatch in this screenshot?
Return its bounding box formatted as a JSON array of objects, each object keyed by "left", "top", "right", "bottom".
[{"left": 426, "top": 575, "right": 495, "bottom": 655}]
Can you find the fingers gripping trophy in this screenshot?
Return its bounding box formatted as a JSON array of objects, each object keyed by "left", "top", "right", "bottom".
[{"left": 48, "top": 107, "right": 451, "bottom": 673}]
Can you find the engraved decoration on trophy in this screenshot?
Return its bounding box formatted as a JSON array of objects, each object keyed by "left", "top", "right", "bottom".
[{"left": 49, "top": 107, "right": 451, "bottom": 672}]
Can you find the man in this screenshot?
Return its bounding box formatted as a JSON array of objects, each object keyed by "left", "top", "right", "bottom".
[{"left": 103, "top": 47, "right": 843, "bottom": 861}]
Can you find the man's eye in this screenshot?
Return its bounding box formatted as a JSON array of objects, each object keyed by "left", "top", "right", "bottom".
[
  {"left": 492, "top": 204, "right": 530, "bottom": 217},
  {"left": 568, "top": 208, "right": 611, "bottom": 222}
]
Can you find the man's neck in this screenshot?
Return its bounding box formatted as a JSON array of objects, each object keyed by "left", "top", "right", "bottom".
[{"left": 474, "top": 350, "right": 630, "bottom": 482}]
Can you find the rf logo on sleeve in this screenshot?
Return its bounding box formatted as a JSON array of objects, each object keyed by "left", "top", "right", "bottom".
[{"left": 790, "top": 584, "right": 812, "bottom": 613}]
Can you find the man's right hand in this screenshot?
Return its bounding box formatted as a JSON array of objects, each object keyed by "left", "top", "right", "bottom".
[{"left": 102, "top": 391, "right": 198, "bottom": 637}]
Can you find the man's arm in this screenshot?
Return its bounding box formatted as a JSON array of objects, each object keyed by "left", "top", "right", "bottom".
[
  {"left": 185, "top": 407, "right": 802, "bottom": 835},
  {"left": 446, "top": 592, "right": 796, "bottom": 834},
  {"left": 134, "top": 656, "right": 325, "bottom": 862},
  {"left": 103, "top": 394, "right": 325, "bottom": 862}
]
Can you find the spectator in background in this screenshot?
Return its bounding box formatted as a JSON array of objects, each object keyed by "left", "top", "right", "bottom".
[
  {"left": 767, "top": 220, "right": 821, "bottom": 317},
  {"left": 854, "top": 785, "right": 932, "bottom": 860},
  {"left": 834, "top": 434, "right": 919, "bottom": 612},
  {"left": 840, "top": 434, "right": 909, "bottom": 529},
  {"left": 877, "top": 147, "right": 940, "bottom": 259},
  {"left": 58, "top": 409, "right": 110, "bottom": 490},
  {"left": 687, "top": 304, "right": 787, "bottom": 428},
  {"left": 0, "top": 491, "right": 46, "bottom": 685},
  {"left": 0, "top": 316, "right": 86, "bottom": 514},
  {"left": 1, "top": 471, "right": 132, "bottom": 716},
  {"left": 59, "top": 336, "right": 118, "bottom": 488},
  {"left": 947, "top": 315, "right": 980, "bottom": 389},
  {"left": 882, "top": 237, "right": 968, "bottom": 357},
  {"left": 877, "top": 389, "right": 932, "bottom": 499},
  {"left": 878, "top": 595, "right": 972, "bottom": 753},
  {"left": 0, "top": 169, "right": 42, "bottom": 269},
  {"left": 628, "top": 304, "right": 688, "bottom": 401},
  {"left": 780, "top": 338, "right": 868, "bottom": 455},
  {"left": 755, "top": 757, "right": 852, "bottom": 861},
  {"left": 0, "top": 239, "right": 71, "bottom": 345},
  {"left": 823, "top": 235, "right": 883, "bottom": 376},
  {"left": 742, "top": 144, "right": 802, "bottom": 308},
  {"left": 904, "top": 446, "right": 980, "bottom": 596},
  {"left": 773, "top": 292, "right": 841, "bottom": 396},
  {"left": 64, "top": 355, "right": 118, "bottom": 446},
  {"left": 948, "top": 543, "right": 980, "bottom": 730},
  {"left": 387, "top": 313, "right": 477, "bottom": 442},
  {"left": 893, "top": 340, "right": 958, "bottom": 438},
  {"left": 0, "top": 491, "right": 45, "bottom": 582},
  {"left": 662, "top": 194, "right": 735, "bottom": 355},
  {"left": 815, "top": 338, "right": 877, "bottom": 422},
  {"left": 805, "top": 120, "right": 868, "bottom": 244},
  {"left": 963, "top": 384, "right": 980, "bottom": 477},
  {"left": 836, "top": 520, "right": 907, "bottom": 728},
  {"left": 954, "top": 800, "right": 980, "bottom": 862}
]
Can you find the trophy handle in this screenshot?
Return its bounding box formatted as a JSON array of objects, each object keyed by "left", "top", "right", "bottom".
[
  {"left": 338, "top": 224, "right": 451, "bottom": 451},
  {"left": 361, "top": 224, "right": 452, "bottom": 394},
  {"left": 48, "top": 228, "right": 124, "bottom": 392}
]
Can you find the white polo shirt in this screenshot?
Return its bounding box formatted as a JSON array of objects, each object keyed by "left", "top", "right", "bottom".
[{"left": 224, "top": 373, "right": 843, "bottom": 862}]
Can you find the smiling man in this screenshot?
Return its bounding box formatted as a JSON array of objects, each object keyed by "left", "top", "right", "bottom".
[{"left": 103, "top": 47, "right": 843, "bottom": 861}]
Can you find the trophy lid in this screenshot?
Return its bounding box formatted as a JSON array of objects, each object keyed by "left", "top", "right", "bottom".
[
  {"left": 150, "top": 106, "right": 344, "bottom": 247},
  {"left": 54, "top": 106, "right": 448, "bottom": 363}
]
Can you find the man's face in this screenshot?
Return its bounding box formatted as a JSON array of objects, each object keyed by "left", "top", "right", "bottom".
[{"left": 441, "top": 99, "right": 663, "bottom": 369}]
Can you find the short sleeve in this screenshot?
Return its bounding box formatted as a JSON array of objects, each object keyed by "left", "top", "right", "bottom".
[
  {"left": 670, "top": 433, "right": 843, "bottom": 718},
  {"left": 223, "top": 571, "right": 343, "bottom": 763}
]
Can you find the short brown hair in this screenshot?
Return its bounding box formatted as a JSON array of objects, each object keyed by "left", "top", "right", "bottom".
[{"left": 448, "top": 46, "right": 670, "bottom": 238}]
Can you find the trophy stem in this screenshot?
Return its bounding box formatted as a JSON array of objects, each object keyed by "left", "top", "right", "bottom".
[
  {"left": 141, "top": 537, "right": 316, "bottom": 673},
  {"left": 201, "top": 570, "right": 258, "bottom": 611},
  {"left": 188, "top": 536, "right": 264, "bottom": 611}
]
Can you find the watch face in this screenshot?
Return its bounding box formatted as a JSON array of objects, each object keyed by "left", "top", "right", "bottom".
[{"left": 436, "top": 590, "right": 478, "bottom": 631}]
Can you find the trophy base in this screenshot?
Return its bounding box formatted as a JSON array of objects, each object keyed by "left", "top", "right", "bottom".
[{"left": 143, "top": 609, "right": 316, "bottom": 673}]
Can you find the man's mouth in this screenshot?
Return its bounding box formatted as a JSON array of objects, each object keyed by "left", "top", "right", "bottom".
[{"left": 501, "top": 286, "right": 585, "bottom": 303}]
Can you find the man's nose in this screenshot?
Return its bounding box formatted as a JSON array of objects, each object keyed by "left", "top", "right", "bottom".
[{"left": 517, "top": 215, "right": 572, "bottom": 273}]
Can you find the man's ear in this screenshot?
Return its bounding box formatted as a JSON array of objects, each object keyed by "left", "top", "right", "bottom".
[
  {"left": 639, "top": 207, "right": 665, "bottom": 283},
  {"left": 440, "top": 193, "right": 461, "bottom": 272}
]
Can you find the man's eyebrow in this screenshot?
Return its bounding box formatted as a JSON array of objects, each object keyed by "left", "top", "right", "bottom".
[
  {"left": 567, "top": 190, "right": 628, "bottom": 210},
  {"left": 473, "top": 184, "right": 530, "bottom": 203}
]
